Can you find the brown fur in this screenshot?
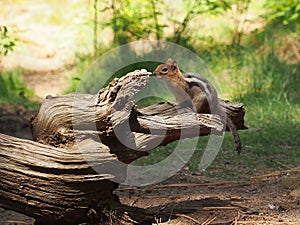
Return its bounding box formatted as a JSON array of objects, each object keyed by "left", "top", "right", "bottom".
[
  {"left": 153, "top": 58, "right": 242, "bottom": 153},
  {"left": 153, "top": 59, "right": 217, "bottom": 114}
]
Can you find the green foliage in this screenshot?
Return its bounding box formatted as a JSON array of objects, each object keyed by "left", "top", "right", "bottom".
[
  {"left": 264, "top": 0, "right": 300, "bottom": 26},
  {"left": 64, "top": 53, "right": 94, "bottom": 94},
  {"left": 229, "top": 0, "right": 251, "bottom": 46},
  {"left": 132, "top": 43, "right": 300, "bottom": 179},
  {"left": 97, "top": 0, "right": 238, "bottom": 47},
  {"left": 0, "top": 26, "right": 16, "bottom": 56},
  {"left": 100, "top": 0, "right": 166, "bottom": 45},
  {"left": 167, "top": 0, "right": 233, "bottom": 45},
  {"left": 0, "top": 69, "right": 39, "bottom": 109}
]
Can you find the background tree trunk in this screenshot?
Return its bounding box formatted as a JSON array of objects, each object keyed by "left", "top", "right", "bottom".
[{"left": 0, "top": 70, "right": 246, "bottom": 224}]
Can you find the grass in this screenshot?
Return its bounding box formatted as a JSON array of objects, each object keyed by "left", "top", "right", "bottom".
[
  {"left": 132, "top": 42, "right": 300, "bottom": 180},
  {"left": 63, "top": 52, "right": 94, "bottom": 94},
  {"left": 204, "top": 99, "right": 299, "bottom": 180},
  {"left": 0, "top": 68, "right": 39, "bottom": 109}
]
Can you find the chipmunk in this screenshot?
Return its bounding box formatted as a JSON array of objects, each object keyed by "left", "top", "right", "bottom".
[{"left": 153, "top": 59, "right": 241, "bottom": 153}]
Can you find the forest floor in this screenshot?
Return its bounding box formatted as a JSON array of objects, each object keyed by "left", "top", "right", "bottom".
[
  {"left": 0, "top": 105, "right": 299, "bottom": 225},
  {"left": 117, "top": 168, "right": 300, "bottom": 225}
]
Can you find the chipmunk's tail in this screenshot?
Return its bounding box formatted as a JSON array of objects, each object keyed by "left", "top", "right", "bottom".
[{"left": 226, "top": 117, "right": 242, "bottom": 154}]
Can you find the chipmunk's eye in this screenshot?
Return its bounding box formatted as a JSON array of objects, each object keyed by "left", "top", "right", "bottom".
[{"left": 161, "top": 67, "right": 168, "bottom": 73}]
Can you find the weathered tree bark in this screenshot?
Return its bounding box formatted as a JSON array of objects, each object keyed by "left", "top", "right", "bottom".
[
  {"left": 0, "top": 134, "right": 119, "bottom": 224},
  {"left": 0, "top": 70, "right": 246, "bottom": 224}
]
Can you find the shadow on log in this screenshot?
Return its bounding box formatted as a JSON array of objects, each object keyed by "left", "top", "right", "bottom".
[{"left": 0, "top": 70, "right": 247, "bottom": 224}]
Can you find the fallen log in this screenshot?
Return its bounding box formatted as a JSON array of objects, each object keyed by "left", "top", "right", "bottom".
[
  {"left": 0, "top": 134, "right": 119, "bottom": 224},
  {"left": 0, "top": 69, "right": 247, "bottom": 224}
]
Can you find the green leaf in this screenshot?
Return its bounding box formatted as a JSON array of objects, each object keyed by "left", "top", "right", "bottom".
[{"left": 290, "top": 12, "right": 299, "bottom": 20}]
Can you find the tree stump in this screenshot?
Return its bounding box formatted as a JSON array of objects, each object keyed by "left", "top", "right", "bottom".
[{"left": 0, "top": 70, "right": 246, "bottom": 224}]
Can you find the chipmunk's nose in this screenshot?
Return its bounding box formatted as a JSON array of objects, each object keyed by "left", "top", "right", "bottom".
[{"left": 152, "top": 71, "right": 157, "bottom": 76}]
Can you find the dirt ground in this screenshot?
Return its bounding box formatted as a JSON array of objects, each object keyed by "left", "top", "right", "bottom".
[
  {"left": 117, "top": 169, "right": 300, "bottom": 225},
  {"left": 0, "top": 106, "right": 299, "bottom": 225}
]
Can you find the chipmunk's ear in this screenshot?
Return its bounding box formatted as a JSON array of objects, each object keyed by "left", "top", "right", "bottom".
[
  {"left": 166, "top": 58, "right": 173, "bottom": 64},
  {"left": 172, "top": 60, "right": 178, "bottom": 68},
  {"left": 171, "top": 60, "right": 178, "bottom": 71}
]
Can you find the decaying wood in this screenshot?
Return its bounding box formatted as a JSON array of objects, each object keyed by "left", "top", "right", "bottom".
[
  {"left": 1, "top": 69, "right": 247, "bottom": 224},
  {"left": 0, "top": 134, "right": 119, "bottom": 224}
]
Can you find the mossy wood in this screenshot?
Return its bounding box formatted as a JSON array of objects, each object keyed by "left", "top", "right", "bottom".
[{"left": 0, "top": 70, "right": 246, "bottom": 224}]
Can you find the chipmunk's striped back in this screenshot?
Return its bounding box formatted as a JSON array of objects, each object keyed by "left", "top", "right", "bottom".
[{"left": 183, "top": 72, "right": 219, "bottom": 114}]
